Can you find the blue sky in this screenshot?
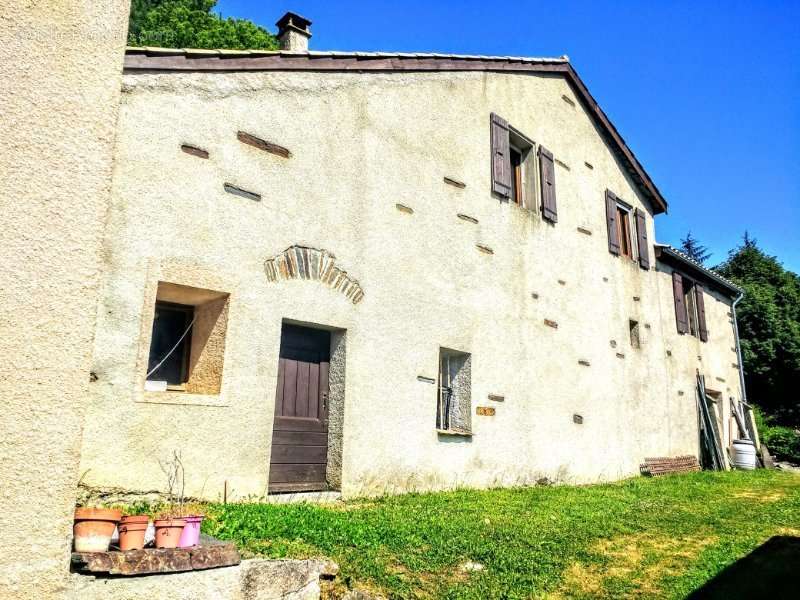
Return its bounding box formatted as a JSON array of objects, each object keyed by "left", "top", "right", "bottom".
[{"left": 217, "top": 1, "right": 799, "bottom": 271}]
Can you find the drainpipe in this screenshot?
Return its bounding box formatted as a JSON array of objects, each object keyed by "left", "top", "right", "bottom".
[
  {"left": 731, "top": 291, "right": 747, "bottom": 406},
  {"left": 731, "top": 290, "right": 761, "bottom": 450}
]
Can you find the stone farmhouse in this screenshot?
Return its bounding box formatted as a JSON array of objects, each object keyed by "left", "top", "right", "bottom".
[
  {"left": 76, "top": 13, "right": 746, "bottom": 500},
  {"left": 2, "top": 7, "right": 749, "bottom": 596}
]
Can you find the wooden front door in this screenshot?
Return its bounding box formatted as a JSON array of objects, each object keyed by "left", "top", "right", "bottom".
[{"left": 269, "top": 324, "right": 331, "bottom": 493}]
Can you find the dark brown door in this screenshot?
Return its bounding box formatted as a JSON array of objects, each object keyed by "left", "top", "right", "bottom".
[{"left": 269, "top": 324, "right": 331, "bottom": 493}]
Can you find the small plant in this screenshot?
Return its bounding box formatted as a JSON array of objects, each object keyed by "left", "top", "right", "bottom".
[
  {"left": 158, "top": 450, "right": 186, "bottom": 518},
  {"left": 153, "top": 450, "right": 189, "bottom": 549}
]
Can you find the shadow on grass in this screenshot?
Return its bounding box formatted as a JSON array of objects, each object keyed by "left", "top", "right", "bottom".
[{"left": 687, "top": 536, "right": 800, "bottom": 599}]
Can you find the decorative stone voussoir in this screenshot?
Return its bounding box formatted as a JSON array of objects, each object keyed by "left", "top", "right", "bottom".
[{"left": 264, "top": 245, "right": 364, "bottom": 304}]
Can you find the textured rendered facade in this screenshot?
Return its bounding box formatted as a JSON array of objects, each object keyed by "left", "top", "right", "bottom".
[
  {"left": 0, "top": 1, "right": 130, "bottom": 597},
  {"left": 77, "top": 60, "right": 744, "bottom": 501}
]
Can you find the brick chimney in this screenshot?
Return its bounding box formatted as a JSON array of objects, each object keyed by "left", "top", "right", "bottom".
[{"left": 276, "top": 12, "right": 312, "bottom": 52}]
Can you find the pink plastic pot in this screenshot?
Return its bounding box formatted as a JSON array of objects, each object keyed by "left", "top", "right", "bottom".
[{"left": 177, "top": 515, "right": 204, "bottom": 548}]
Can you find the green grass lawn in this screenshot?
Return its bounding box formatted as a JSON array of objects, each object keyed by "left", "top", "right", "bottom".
[{"left": 201, "top": 471, "right": 800, "bottom": 599}]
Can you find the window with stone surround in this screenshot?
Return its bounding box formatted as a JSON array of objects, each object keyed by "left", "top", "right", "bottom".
[
  {"left": 436, "top": 348, "right": 472, "bottom": 435},
  {"left": 145, "top": 282, "right": 229, "bottom": 395},
  {"left": 629, "top": 319, "right": 641, "bottom": 349}
]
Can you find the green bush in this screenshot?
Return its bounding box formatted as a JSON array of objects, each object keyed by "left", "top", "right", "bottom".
[
  {"left": 755, "top": 407, "right": 800, "bottom": 463},
  {"left": 763, "top": 426, "right": 800, "bottom": 462}
]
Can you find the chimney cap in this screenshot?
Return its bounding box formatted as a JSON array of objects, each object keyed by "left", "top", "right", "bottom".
[{"left": 276, "top": 11, "right": 312, "bottom": 36}]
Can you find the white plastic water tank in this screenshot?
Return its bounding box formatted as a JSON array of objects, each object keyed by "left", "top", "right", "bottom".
[{"left": 732, "top": 439, "right": 757, "bottom": 470}]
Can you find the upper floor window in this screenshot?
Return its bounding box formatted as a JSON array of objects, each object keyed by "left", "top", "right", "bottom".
[
  {"left": 605, "top": 189, "right": 650, "bottom": 269},
  {"left": 672, "top": 272, "right": 708, "bottom": 341},
  {"left": 509, "top": 144, "right": 523, "bottom": 205},
  {"left": 616, "top": 204, "right": 633, "bottom": 259},
  {"left": 490, "top": 113, "right": 557, "bottom": 221}
]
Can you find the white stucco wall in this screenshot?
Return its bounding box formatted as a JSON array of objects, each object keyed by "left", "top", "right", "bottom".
[
  {"left": 0, "top": 1, "right": 129, "bottom": 596},
  {"left": 80, "top": 68, "right": 743, "bottom": 500}
]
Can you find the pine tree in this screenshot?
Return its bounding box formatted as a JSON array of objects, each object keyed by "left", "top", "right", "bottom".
[
  {"left": 679, "top": 231, "right": 712, "bottom": 264},
  {"left": 716, "top": 234, "right": 800, "bottom": 425}
]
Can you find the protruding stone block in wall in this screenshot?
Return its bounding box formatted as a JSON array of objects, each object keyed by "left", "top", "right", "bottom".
[
  {"left": 444, "top": 176, "right": 466, "bottom": 188},
  {"left": 181, "top": 144, "right": 209, "bottom": 159}
]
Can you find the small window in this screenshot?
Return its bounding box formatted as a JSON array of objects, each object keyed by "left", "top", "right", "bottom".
[
  {"left": 629, "top": 319, "right": 641, "bottom": 349},
  {"left": 684, "top": 278, "right": 699, "bottom": 336},
  {"left": 672, "top": 272, "right": 708, "bottom": 340},
  {"left": 617, "top": 205, "right": 633, "bottom": 259},
  {"left": 148, "top": 302, "right": 193, "bottom": 386},
  {"left": 490, "top": 113, "right": 536, "bottom": 210},
  {"left": 508, "top": 128, "right": 534, "bottom": 207},
  {"left": 437, "top": 348, "right": 472, "bottom": 434},
  {"left": 509, "top": 145, "right": 523, "bottom": 205},
  {"left": 145, "top": 282, "right": 230, "bottom": 394}
]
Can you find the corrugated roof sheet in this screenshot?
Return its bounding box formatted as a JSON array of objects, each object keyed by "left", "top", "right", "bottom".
[
  {"left": 654, "top": 244, "right": 743, "bottom": 295},
  {"left": 126, "top": 47, "right": 570, "bottom": 63}
]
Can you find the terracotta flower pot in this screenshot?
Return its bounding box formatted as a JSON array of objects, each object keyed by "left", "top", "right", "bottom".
[
  {"left": 178, "top": 515, "right": 204, "bottom": 548},
  {"left": 154, "top": 519, "right": 186, "bottom": 549},
  {"left": 74, "top": 507, "right": 122, "bottom": 553},
  {"left": 118, "top": 515, "right": 150, "bottom": 551}
]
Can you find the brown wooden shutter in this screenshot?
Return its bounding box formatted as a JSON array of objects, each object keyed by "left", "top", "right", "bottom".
[
  {"left": 673, "top": 272, "right": 689, "bottom": 334},
  {"left": 539, "top": 146, "right": 557, "bottom": 222},
  {"left": 695, "top": 284, "right": 708, "bottom": 341},
  {"left": 490, "top": 113, "right": 511, "bottom": 197},
  {"left": 605, "top": 190, "right": 620, "bottom": 255},
  {"left": 634, "top": 208, "right": 650, "bottom": 269}
]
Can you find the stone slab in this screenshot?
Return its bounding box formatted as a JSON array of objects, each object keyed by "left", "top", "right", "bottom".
[
  {"left": 70, "top": 558, "right": 340, "bottom": 600},
  {"left": 72, "top": 544, "right": 240, "bottom": 576}
]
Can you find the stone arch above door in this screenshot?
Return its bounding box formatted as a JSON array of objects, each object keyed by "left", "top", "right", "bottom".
[{"left": 264, "top": 245, "right": 364, "bottom": 304}]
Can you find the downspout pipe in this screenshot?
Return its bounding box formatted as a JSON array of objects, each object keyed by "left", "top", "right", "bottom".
[
  {"left": 731, "top": 290, "right": 761, "bottom": 451},
  {"left": 731, "top": 291, "right": 747, "bottom": 406}
]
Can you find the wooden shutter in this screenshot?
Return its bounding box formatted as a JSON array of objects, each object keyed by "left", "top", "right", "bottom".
[
  {"left": 634, "top": 208, "right": 650, "bottom": 269},
  {"left": 539, "top": 146, "right": 557, "bottom": 222},
  {"left": 605, "top": 190, "right": 620, "bottom": 255},
  {"left": 673, "top": 272, "right": 689, "bottom": 334},
  {"left": 490, "top": 113, "right": 511, "bottom": 197},
  {"left": 695, "top": 284, "right": 708, "bottom": 341}
]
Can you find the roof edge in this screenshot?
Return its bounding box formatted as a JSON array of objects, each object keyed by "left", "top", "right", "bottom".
[
  {"left": 121, "top": 49, "right": 667, "bottom": 213},
  {"left": 654, "top": 244, "right": 743, "bottom": 296}
]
